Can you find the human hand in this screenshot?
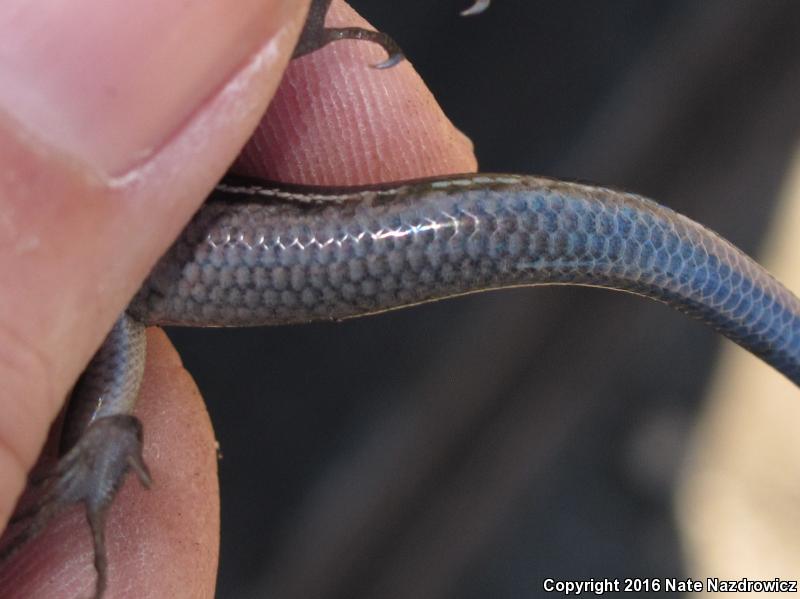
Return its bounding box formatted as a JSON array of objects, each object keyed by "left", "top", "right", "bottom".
[{"left": 0, "top": 0, "right": 475, "bottom": 596}]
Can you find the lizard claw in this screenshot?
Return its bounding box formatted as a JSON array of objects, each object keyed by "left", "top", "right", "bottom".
[
  {"left": 294, "top": 0, "right": 489, "bottom": 68},
  {"left": 318, "top": 27, "right": 404, "bottom": 69},
  {"left": 293, "top": 0, "right": 405, "bottom": 68},
  {"left": 295, "top": 25, "right": 405, "bottom": 69},
  {"left": 461, "top": 0, "right": 492, "bottom": 17},
  {"left": 0, "top": 415, "right": 150, "bottom": 599}
]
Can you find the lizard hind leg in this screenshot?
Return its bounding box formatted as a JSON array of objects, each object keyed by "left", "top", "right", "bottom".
[
  {"left": 0, "top": 415, "right": 151, "bottom": 599},
  {"left": 1, "top": 313, "right": 150, "bottom": 599}
]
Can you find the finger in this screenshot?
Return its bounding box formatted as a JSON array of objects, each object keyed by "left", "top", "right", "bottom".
[
  {"left": 0, "top": 329, "right": 219, "bottom": 598},
  {"left": 235, "top": 0, "right": 478, "bottom": 184},
  {"left": 0, "top": 0, "right": 310, "bottom": 527}
]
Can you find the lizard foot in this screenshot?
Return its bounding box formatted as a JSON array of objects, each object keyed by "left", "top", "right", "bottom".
[
  {"left": 293, "top": 0, "right": 404, "bottom": 68},
  {"left": 1, "top": 414, "right": 151, "bottom": 599},
  {"left": 294, "top": 0, "right": 490, "bottom": 68},
  {"left": 313, "top": 26, "right": 404, "bottom": 69}
]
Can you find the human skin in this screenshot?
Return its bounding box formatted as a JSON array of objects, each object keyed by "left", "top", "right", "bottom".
[{"left": 0, "top": 1, "right": 475, "bottom": 597}]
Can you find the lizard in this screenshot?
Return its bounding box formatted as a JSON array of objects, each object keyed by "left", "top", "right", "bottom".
[{"left": 4, "top": 1, "right": 800, "bottom": 597}]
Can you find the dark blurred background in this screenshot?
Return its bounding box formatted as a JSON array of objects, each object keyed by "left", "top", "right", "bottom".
[{"left": 167, "top": 1, "right": 800, "bottom": 597}]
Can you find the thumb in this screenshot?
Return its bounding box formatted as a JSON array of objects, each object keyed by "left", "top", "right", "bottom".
[{"left": 0, "top": 0, "right": 306, "bottom": 539}]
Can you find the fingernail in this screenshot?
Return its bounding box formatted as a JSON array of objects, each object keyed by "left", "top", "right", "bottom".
[{"left": 0, "top": 0, "right": 295, "bottom": 175}]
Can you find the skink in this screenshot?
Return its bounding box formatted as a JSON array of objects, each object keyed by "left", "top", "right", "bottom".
[
  {"left": 132, "top": 173, "right": 800, "bottom": 381},
  {"left": 4, "top": 1, "right": 800, "bottom": 598}
]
